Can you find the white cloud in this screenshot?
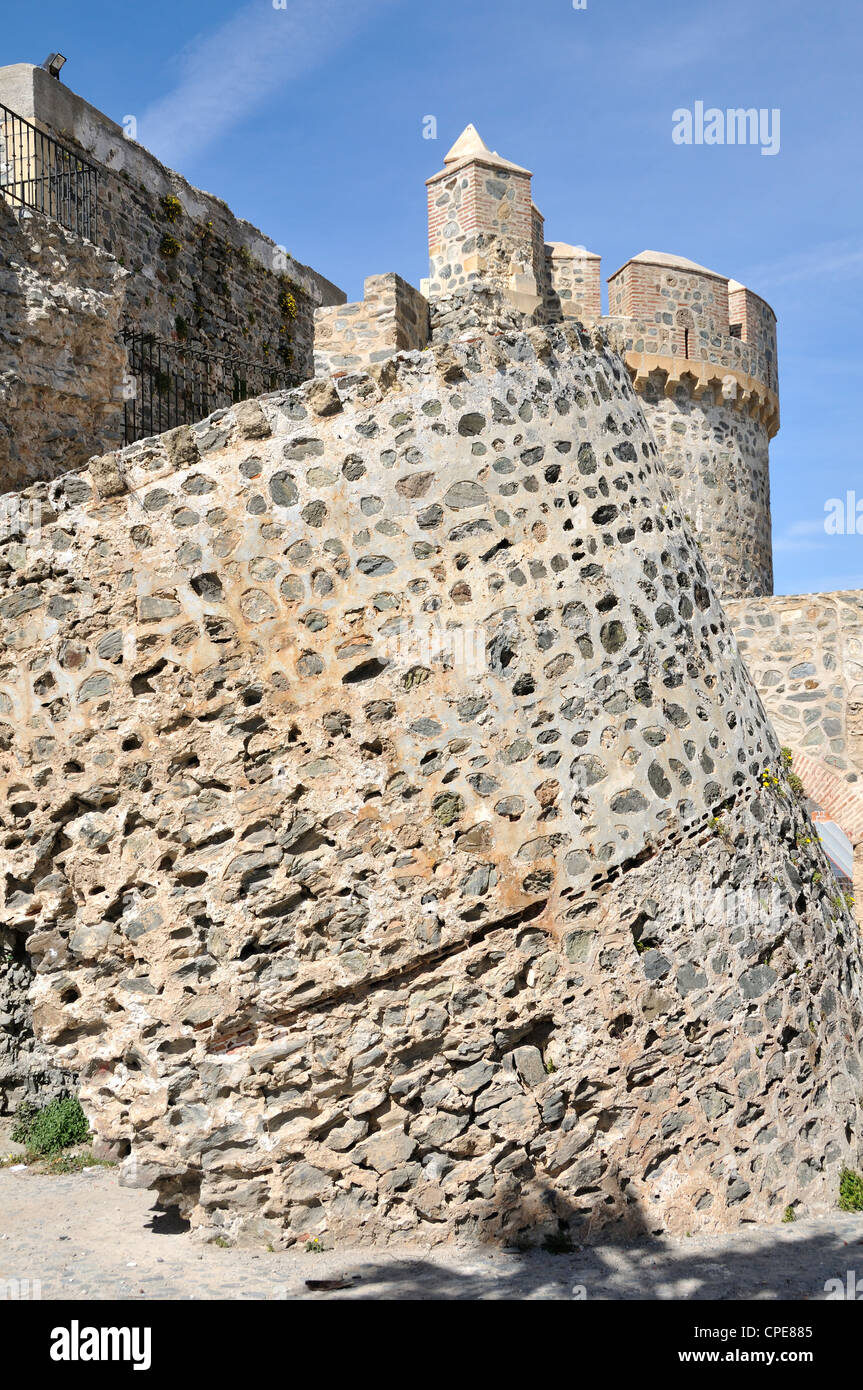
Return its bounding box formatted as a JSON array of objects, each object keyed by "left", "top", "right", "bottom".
[
  {"left": 742, "top": 240, "right": 863, "bottom": 290},
  {"left": 772, "top": 519, "right": 829, "bottom": 553},
  {"left": 139, "top": 0, "right": 394, "bottom": 167}
]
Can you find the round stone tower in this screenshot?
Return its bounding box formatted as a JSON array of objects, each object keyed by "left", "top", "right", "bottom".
[{"left": 606, "top": 251, "right": 778, "bottom": 600}]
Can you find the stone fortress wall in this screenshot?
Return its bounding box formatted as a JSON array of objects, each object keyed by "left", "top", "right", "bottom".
[
  {"left": 2, "top": 104, "right": 863, "bottom": 1249},
  {"left": 1, "top": 327, "right": 861, "bottom": 1248},
  {"left": 0, "top": 63, "right": 345, "bottom": 489},
  {"left": 313, "top": 124, "right": 863, "bottom": 897},
  {"left": 726, "top": 592, "right": 863, "bottom": 905}
]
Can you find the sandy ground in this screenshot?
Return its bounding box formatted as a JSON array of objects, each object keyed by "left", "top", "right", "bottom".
[{"left": 2, "top": 1164, "right": 863, "bottom": 1300}]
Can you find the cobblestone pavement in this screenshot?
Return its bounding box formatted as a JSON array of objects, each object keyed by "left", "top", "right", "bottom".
[{"left": 2, "top": 1167, "right": 862, "bottom": 1300}]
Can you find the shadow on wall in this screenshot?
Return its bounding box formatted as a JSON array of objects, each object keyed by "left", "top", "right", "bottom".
[{"left": 403, "top": 1164, "right": 661, "bottom": 1257}]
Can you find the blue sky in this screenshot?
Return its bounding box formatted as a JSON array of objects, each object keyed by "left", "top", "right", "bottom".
[{"left": 6, "top": 0, "right": 862, "bottom": 595}]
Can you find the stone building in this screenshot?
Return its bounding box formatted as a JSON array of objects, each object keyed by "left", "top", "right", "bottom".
[
  {"left": 1, "top": 115, "right": 863, "bottom": 1251},
  {"left": 319, "top": 125, "right": 778, "bottom": 606}
]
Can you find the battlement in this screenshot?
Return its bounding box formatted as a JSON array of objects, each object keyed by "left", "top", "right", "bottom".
[
  {"left": 303, "top": 122, "right": 781, "bottom": 601},
  {"left": 607, "top": 251, "right": 778, "bottom": 404},
  {"left": 423, "top": 124, "right": 541, "bottom": 312},
  {"left": 313, "top": 273, "right": 429, "bottom": 376},
  {"left": 607, "top": 251, "right": 731, "bottom": 340},
  {"left": 544, "top": 242, "right": 602, "bottom": 325}
]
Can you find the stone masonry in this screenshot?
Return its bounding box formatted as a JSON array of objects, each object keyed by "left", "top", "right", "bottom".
[
  {"left": 727, "top": 592, "right": 863, "bottom": 910},
  {"left": 1, "top": 326, "right": 861, "bottom": 1248},
  {"left": 0, "top": 201, "right": 128, "bottom": 490},
  {"left": 326, "top": 129, "right": 779, "bottom": 604},
  {"left": 1, "top": 117, "right": 863, "bottom": 1253},
  {"left": 314, "top": 275, "right": 429, "bottom": 377},
  {"left": 604, "top": 254, "right": 778, "bottom": 601}
]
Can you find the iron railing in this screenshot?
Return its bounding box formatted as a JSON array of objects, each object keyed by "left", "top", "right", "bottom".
[
  {"left": 0, "top": 101, "right": 99, "bottom": 241},
  {"left": 121, "top": 326, "right": 294, "bottom": 444}
]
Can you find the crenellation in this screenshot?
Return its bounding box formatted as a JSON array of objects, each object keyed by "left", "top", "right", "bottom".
[
  {"left": 314, "top": 274, "right": 429, "bottom": 377},
  {"left": 544, "top": 243, "right": 602, "bottom": 326}
]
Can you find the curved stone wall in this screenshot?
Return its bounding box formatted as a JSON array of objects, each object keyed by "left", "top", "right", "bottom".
[
  {"left": 633, "top": 373, "right": 773, "bottom": 599},
  {"left": 0, "top": 325, "right": 859, "bottom": 1248}
]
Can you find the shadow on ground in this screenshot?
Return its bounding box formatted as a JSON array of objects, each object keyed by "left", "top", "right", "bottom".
[
  {"left": 136, "top": 1180, "right": 863, "bottom": 1300},
  {"left": 285, "top": 1221, "right": 863, "bottom": 1300}
]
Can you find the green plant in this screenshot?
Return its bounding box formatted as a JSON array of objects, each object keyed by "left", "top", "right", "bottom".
[
  {"left": 305, "top": 1237, "right": 324, "bottom": 1253},
  {"left": 839, "top": 1167, "right": 863, "bottom": 1212},
  {"left": 42, "top": 1149, "right": 112, "bottom": 1175},
  {"left": 237, "top": 245, "right": 253, "bottom": 268},
  {"left": 780, "top": 747, "right": 806, "bottom": 798},
  {"left": 160, "top": 194, "right": 183, "bottom": 223},
  {"left": 782, "top": 1204, "right": 796, "bottom": 1223},
  {"left": 11, "top": 1096, "right": 89, "bottom": 1155},
  {"left": 159, "top": 232, "right": 182, "bottom": 259},
  {"left": 278, "top": 285, "right": 298, "bottom": 319}
]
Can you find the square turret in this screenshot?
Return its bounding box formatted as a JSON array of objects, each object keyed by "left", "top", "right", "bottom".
[{"left": 423, "top": 124, "right": 541, "bottom": 313}]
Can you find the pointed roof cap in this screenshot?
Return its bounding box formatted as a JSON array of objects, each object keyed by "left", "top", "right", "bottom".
[
  {"left": 444, "top": 123, "right": 492, "bottom": 165},
  {"left": 434, "top": 123, "right": 532, "bottom": 178}
]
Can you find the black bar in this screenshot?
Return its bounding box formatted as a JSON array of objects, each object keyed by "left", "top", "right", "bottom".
[
  {"left": 118, "top": 324, "right": 296, "bottom": 446},
  {"left": 0, "top": 101, "right": 99, "bottom": 242}
]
